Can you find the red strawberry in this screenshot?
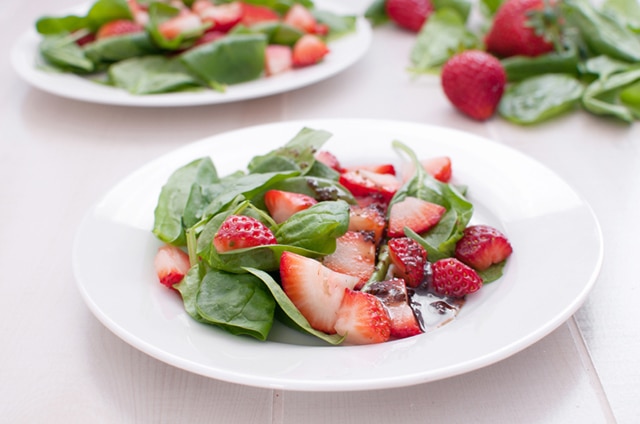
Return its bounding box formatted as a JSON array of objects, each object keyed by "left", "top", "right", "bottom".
[
  {"left": 385, "top": 0, "right": 434, "bottom": 32},
  {"left": 284, "top": 4, "right": 318, "bottom": 33},
  {"left": 213, "top": 215, "right": 277, "bottom": 252},
  {"left": 485, "top": 0, "right": 556, "bottom": 58},
  {"left": 364, "top": 278, "right": 422, "bottom": 339},
  {"left": 422, "top": 156, "right": 452, "bottom": 182},
  {"left": 193, "top": 0, "right": 242, "bottom": 33},
  {"left": 388, "top": 237, "right": 427, "bottom": 288},
  {"left": 322, "top": 231, "right": 376, "bottom": 289},
  {"left": 239, "top": 2, "right": 280, "bottom": 26},
  {"left": 153, "top": 244, "right": 191, "bottom": 289},
  {"left": 343, "top": 163, "right": 396, "bottom": 175},
  {"left": 334, "top": 289, "right": 391, "bottom": 344},
  {"left": 264, "top": 44, "right": 292, "bottom": 76},
  {"left": 441, "top": 50, "right": 506, "bottom": 121},
  {"left": 455, "top": 225, "right": 513, "bottom": 270},
  {"left": 348, "top": 204, "right": 386, "bottom": 245},
  {"left": 96, "top": 19, "right": 143, "bottom": 39},
  {"left": 158, "top": 12, "right": 204, "bottom": 40},
  {"left": 314, "top": 150, "right": 343, "bottom": 172},
  {"left": 387, "top": 196, "right": 446, "bottom": 238},
  {"left": 339, "top": 169, "right": 401, "bottom": 204},
  {"left": 127, "top": 0, "right": 149, "bottom": 26},
  {"left": 292, "top": 34, "right": 329, "bottom": 67},
  {"left": 264, "top": 189, "right": 317, "bottom": 223},
  {"left": 280, "top": 251, "right": 360, "bottom": 334},
  {"left": 431, "top": 258, "right": 483, "bottom": 298}
]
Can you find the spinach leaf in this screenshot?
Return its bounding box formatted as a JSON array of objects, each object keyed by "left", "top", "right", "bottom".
[
  {"left": 38, "top": 34, "right": 95, "bottom": 73},
  {"left": 36, "top": 16, "right": 89, "bottom": 35},
  {"left": 501, "top": 44, "right": 580, "bottom": 82},
  {"left": 36, "top": 0, "right": 131, "bottom": 34},
  {"left": 247, "top": 127, "right": 333, "bottom": 174},
  {"left": 147, "top": 2, "right": 208, "bottom": 51},
  {"left": 180, "top": 34, "right": 267, "bottom": 89},
  {"left": 251, "top": 176, "right": 355, "bottom": 209},
  {"left": 409, "top": 8, "right": 480, "bottom": 74},
  {"left": 244, "top": 268, "right": 345, "bottom": 345},
  {"left": 174, "top": 262, "right": 208, "bottom": 323},
  {"left": 243, "top": 22, "right": 304, "bottom": 46},
  {"left": 582, "top": 68, "right": 640, "bottom": 122},
  {"left": 582, "top": 55, "right": 637, "bottom": 79},
  {"left": 603, "top": 0, "right": 640, "bottom": 33},
  {"left": 196, "top": 268, "right": 275, "bottom": 341},
  {"left": 477, "top": 260, "right": 507, "bottom": 283},
  {"left": 153, "top": 157, "right": 219, "bottom": 246},
  {"left": 108, "top": 55, "right": 202, "bottom": 94},
  {"left": 364, "top": 0, "right": 390, "bottom": 26},
  {"left": 312, "top": 10, "right": 357, "bottom": 41},
  {"left": 433, "top": 0, "right": 472, "bottom": 22},
  {"left": 84, "top": 32, "right": 161, "bottom": 64},
  {"left": 499, "top": 74, "right": 584, "bottom": 124}
]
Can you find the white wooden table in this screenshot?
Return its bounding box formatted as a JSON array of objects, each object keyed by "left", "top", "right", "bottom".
[{"left": 1, "top": 1, "right": 637, "bottom": 422}]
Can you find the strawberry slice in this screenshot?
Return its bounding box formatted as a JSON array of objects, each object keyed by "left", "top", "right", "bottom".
[
  {"left": 422, "top": 156, "right": 452, "bottom": 182},
  {"left": 431, "top": 258, "right": 483, "bottom": 298},
  {"left": 343, "top": 163, "right": 396, "bottom": 175},
  {"left": 348, "top": 204, "right": 386, "bottom": 245},
  {"left": 239, "top": 2, "right": 280, "bottom": 26},
  {"left": 339, "top": 169, "right": 401, "bottom": 204},
  {"left": 154, "top": 244, "right": 191, "bottom": 289},
  {"left": 322, "top": 231, "right": 376, "bottom": 289},
  {"left": 364, "top": 278, "right": 422, "bottom": 339},
  {"left": 280, "top": 251, "right": 360, "bottom": 334},
  {"left": 96, "top": 19, "right": 143, "bottom": 39},
  {"left": 334, "top": 289, "right": 391, "bottom": 344},
  {"left": 388, "top": 237, "right": 428, "bottom": 288},
  {"left": 264, "top": 189, "right": 317, "bottom": 223},
  {"left": 264, "top": 45, "right": 293, "bottom": 76},
  {"left": 292, "top": 34, "right": 329, "bottom": 67},
  {"left": 454, "top": 225, "right": 513, "bottom": 270},
  {"left": 387, "top": 196, "right": 446, "bottom": 237},
  {"left": 127, "top": 0, "right": 149, "bottom": 25},
  {"left": 193, "top": 0, "right": 242, "bottom": 33},
  {"left": 213, "top": 215, "right": 277, "bottom": 252},
  {"left": 158, "top": 12, "right": 204, "bottom": 40},
  {"left": 283, "top": 4, "right": 318, "bottom": 33},
  {"left": 314, "top": 150, "right": 343, "bottom": 172}
]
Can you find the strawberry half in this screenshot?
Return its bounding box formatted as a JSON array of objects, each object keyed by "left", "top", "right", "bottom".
[
  {"left": 322, "top": 231, "right": 376, "bottom": 289},
  {"left": 213, "top": 215, "right": 277, "bottom": 252},
  {"left": 455, "top": 225, "right": 513, "bottom": 270},
  {"left": 96, "top": 19, "right": 143, "bottom": 39},
  {"left": 431, "top": 258, "right": 483, "bottom": 298},
  {"left": 154, "top": 244, "right": 191, "bottom": 289},
  {"left": 292, "top": 34, "right": 329, "bottom": 67},
  {"left": 334, "top": 289, "right": 391, "bottom": 344},
  {"left": 193, "top": 0, "right": 243, "bottom": 33},
  {"left": 284, "top": 4, "right": 318, "bottom": 33},
  {"left": 387, "top": 196, "right": 446, "bottom": 238},
  {"left": 264, "top": 189, "right": 317, "bottom": 223},
  {"left": 385, "top": 0, "right": 434, "bottom": 32},
  {"left": 339, "top": 169, "right": 401, "bottom": 204},
  {"left": 239, "top": 2, "right": 280, "bottom": 26},
  {"left": 422, "top": 156, "right": 452, "bottom": 182},
  {"left": 348, "top": 204, "right": 386, "bottom": 245},
  {"left": 264, "top": 44, "right": 293, "bottom": 76},
  {"left": 280, "top": 251, "right": 360, "bottom": 334},
  {"left": 314, "top": 150, "right": 343, "bottom": 172},
  {"left": 364, "top": 278, "right": 422, "bottom": 339},
  {"left": 343, "top": 163, "right": 396, "bottom": 175},
  {"left": 388, "top": 237, "right": 428, "bottom": 288}
]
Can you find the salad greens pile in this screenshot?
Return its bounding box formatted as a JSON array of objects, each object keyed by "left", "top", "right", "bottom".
[
  {"left": 34, "top": 0, "right": 357, "bottom": 94},
  {"left": 366, "top": 0, "right": 640, "bottom": 124},
  {"left": 151, "top": 128, "right": 481, "bottom": 343}
]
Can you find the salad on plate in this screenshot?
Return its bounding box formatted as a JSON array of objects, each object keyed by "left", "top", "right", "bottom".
[{"left": 151, "top": 127, "right": 513, "bottom": 345}]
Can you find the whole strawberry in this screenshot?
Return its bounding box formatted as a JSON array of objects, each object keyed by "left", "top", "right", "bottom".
[
  {"left": 441, "top": 50, "right": 506, "bottom": 121},
  {"left": 484, "top": 0, "right": 556, "bottom": 58},
  {"left": 385, "top": 0, "right": 434, "bottom": 32},
  {"left": 431, "top": 258, "right": 483, "bottom": 298}
]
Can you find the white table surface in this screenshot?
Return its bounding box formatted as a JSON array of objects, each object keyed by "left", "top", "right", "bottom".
[{"left": 1, "top": 1, "right": 637, "bottom": 423}]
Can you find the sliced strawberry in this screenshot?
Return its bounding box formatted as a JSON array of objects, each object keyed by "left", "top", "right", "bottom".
[
  {"left": 354, "top": 194, "right": 390, "bottom": 212},
  {"left": 128, "top": 0, "right": 149, "bottom": 25},
  {"left": 264, "top": 44, "right": 293, "bottom": 76},
  {"left": 387, "top": 196, "right": 446, "bottom": 238},
  {"left": 314, "top": 150, "right": 343, "bottom": 172},
  {"left": 422, "top": 156, "right": 452, "bottom": 182},
  {"left": 292, "top": 34, "right": 329, "bottom": 67},
  {"left": 343, "top": 163, "right": 396, "bottom": 175},
  {"left": 193, "top": 0, "right": 242, "bottom": 33},
  {"left": 264, "top": 189, "right": 317, "bottom": 223},
  {"left": 158, "top": 12, "right": 204, "bottom": 40},
  {"left": 364, "top": 278, "right": 422, "bottom": 339},
  {"left": 339, "top": 169, "right": 401, "bottom": 204},
  {"left": 431, "top": 258, "right": 483, "bottom": 298},
  {"left": 96, "top": 19, "right": 143, "bottom": 39},
  {"left": 283, "top": 4, "right": 318, "bottom": 33},
  {"left": 239, "top": 2, "right": 280, "bottom": 26},
  {"left": 348, "top": 204, "right": 386, "bottom": 245},
  {"left": 322, "top": 231, "right": 376, "bottom": 289},
  {"left": 334, "top": 289, "right": 391, "bottom": 344},
  {"left": 280, "top": 251, "right": 360, "bottom": 334},
  {"left": 455, "top": 225, "right": 513, "bottom": 270},
  {"left": 154, "top": 244, "right": 191, "bottom": 289},
  {"left": 388, "top": 237, "right": 427, "bottom": 288},
  {"left": 213, "top": 215, "right": 277, "bottom": 252}
]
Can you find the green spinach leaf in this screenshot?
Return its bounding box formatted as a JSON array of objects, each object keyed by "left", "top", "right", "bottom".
[{"left": 108, "top": 55, "right": 202, "bottom": 94}]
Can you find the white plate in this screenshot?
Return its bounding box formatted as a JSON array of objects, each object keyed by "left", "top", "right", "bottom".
[
  {"left": 11, "top": 1, "right": 371, "bottom": 107},
  {"left": 72, "top": 119, "right": 603, "bottom": 391}
]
